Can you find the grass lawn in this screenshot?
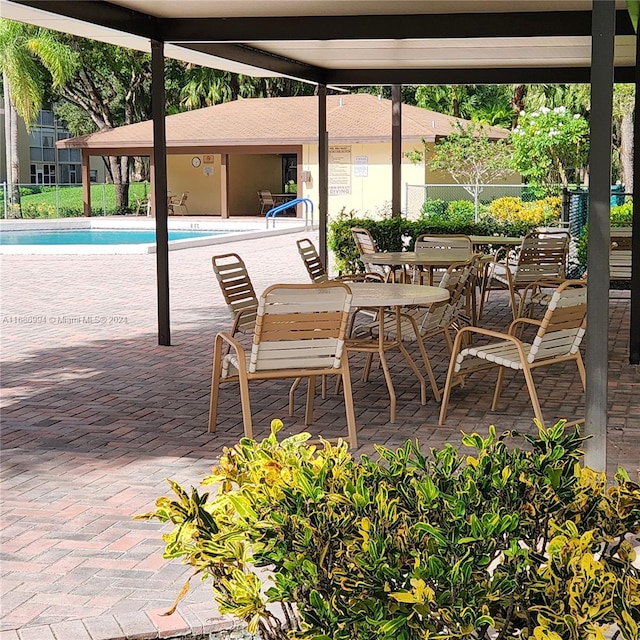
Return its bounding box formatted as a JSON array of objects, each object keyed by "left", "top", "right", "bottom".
[{"left": 3, "top": 183, "right": 151, "bottom": 217}]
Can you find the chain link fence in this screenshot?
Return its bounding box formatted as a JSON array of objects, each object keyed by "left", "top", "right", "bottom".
[
  {"left": 1, "top": 182, "right": 150, "bottom": 218},
  {"left": 405, "top": 183, "right": 538, "bottom": 219}
]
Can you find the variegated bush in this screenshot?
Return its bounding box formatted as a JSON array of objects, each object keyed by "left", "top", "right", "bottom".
[{"left": 138, "top": 421, "right": 639, "bottom": 640}]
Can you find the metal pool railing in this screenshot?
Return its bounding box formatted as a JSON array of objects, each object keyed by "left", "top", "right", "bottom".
[{"left": 265, "top": 198, "right": 315, "bottom": 230}]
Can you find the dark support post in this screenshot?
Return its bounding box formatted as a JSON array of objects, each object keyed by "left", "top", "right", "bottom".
[
  {"left": 630, "top": 27, "right": 640, "bottom": 364},
  {"left": 392, "top": 84, "right": 402, "bottom": 218},
  {"left": 81, "top": 151, "right": 91, "bottom": 216},
  {"left": 584, "top": 1, "right": 615, "bottom": 470},
  {"left": 318, "top": 85, "right": 329, "bottom": 268},
  {"left": 220, "top": 154, "right": 229, "bottom": 219},
  {"left": 151, "top": 40, "right": 171, "bottom": 346}
]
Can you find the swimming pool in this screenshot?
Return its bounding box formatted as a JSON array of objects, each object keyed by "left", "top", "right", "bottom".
[
  {"left": 0, "top": 229, "right": 224, "bottom": 245},
  {"left": 0, "top": 217, "right": 309, "bottom": 255}
]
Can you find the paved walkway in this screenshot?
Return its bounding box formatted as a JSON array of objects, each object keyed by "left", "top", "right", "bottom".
[{"left": 1, "top": 222, "right": 639, "bottom": 640}]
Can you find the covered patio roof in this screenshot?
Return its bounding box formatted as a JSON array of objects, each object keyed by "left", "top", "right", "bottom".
[
  {"left": 1, "top": 1, "right": 636, "bottom": 83},
  {"left": 2, "top": 0, "right": 638, "bottom": 471}
]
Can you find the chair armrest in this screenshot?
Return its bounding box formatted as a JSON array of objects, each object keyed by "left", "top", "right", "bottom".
[
  {"left": 216, "top": 331, "right": 246, "bottom": 356},
  {"left": 230, "top": 306, "right": 258, "bottom": 335},
  {"left": 508, "top": 317, "right": 541, "bottom": 335},
  {"left": 455, "top": 325, "right": 517, "bottom": 343}
]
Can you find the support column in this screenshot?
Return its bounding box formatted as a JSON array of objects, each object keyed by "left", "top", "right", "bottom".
[
  {"left": 220, "top": 154, "right": 229, "bottom": 218},
  {"left": 630, "top": 27, "right": 640, "bottom": 364},
  {"left": 318, "top": 85, "right": 329, "bottom": 268},
  {"left": 151, "top": 39, "right": 170, "bottom": 346},
  {"left": 81, "top": 150, "right": 91, "bottom": 216},
  {"left": 392, "top": 84, "right": 402, "bottom": 218},
  {"left": 584, "top": 0, "right": 615, "bottom": 470}
]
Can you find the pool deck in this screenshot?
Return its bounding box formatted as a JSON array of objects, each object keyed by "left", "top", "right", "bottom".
[{"left": 1, "top": 223, "right": 639, "bottom": 640}]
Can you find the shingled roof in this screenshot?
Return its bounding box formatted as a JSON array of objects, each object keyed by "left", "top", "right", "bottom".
[{"left": 57, "top": 93, "right": 509, "bottom": 151}]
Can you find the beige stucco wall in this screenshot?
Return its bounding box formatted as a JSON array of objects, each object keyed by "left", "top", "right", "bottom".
[
  {"left": 302, "top": 142, "right": 426, "bottom": 219},
  {"left": 166, "top": 154, "right": 221, "bottom": 215},
  {"left": 161, "top": 141, "right": 521, "bottom": 218}
]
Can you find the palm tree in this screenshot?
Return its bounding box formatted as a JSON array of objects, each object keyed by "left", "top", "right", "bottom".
[{"left": 0, "top": 19, "right": 77, "bottom": 215}]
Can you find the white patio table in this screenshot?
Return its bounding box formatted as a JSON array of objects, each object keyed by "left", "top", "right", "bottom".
[{"left": 345, "top": 282, "right": 449, "bottom": 422}]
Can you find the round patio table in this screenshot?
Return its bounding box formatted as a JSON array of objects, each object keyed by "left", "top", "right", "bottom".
[{"left": 345, "top": 282, "right": 449, "bottom": 422}]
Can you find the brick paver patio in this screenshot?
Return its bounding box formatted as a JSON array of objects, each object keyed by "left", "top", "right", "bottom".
[{"left": 1, "top": 221, "right": 638, "bottom": 639}]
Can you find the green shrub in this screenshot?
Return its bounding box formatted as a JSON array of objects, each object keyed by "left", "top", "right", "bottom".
[
  {"left": 611, "top": 199, "right": 633, "bottom": 226},
  {"left": 327, "top": 209, "right": 545, "bottom": 273},
  {"left": 419, "top": 199, "right": 447, "bottom": 219},
  {"left": 139, "top": 420, "right": 640, "bottom": 640},
  {"left": 445, "top": 199, "right": 476, "bottom": 222}
]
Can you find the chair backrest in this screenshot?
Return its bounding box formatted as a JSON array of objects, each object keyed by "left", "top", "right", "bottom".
[
  {"left": 296, "top": 238, "right": 329, "bottom": 283},
  {"left": 211, "top": 253, "right": 258, "bottom": 334},
  {"left": 415, "top": 234, "right": 473, "bottom": 254},
  {"left": 514, "top": 230, "right": 569, "bottom": 285},
  {"left": 351, "top": 227, "right": 388, "bottom": 278},
  {"left": 258, "top": 190, "right": 275, "bottom": 206},
  {"left": 178, "top": 192, "right": 189, "bottom": 206},
  {"left": 351, "top": 227, "right": 378, "bottom": 256},
  {"left": 610, "top": 227, "right": 632, "bottom": 281},
  {"left": 250, "top": 283, "right": 352, "bottom": 373},
  {"left": 528, "top": 280, "right": 587, "bottom": 364},
  {"left": 417, "top": 256, "right": 479, "bottom": 333}
]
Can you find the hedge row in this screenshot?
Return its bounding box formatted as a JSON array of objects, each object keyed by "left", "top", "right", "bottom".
[{"left": 327, "top": 213, "right": 549, "bottom": 275}]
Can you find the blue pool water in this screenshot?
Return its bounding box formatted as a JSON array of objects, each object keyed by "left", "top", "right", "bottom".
[{"left": 0, "top": 229, "right": 225, "bottom": 245}]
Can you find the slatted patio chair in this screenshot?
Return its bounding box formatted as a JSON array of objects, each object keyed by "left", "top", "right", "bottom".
[
  {"left": 258, "top": 190, "right": 276, "bottom": 215},
  {"left": 296, "top": 237, "right": 384, "bottom": 284},
  {"left": 413, "top": 233, "right": 474, "bottom": 285},
  {"left": 208, "top": 282, "right": 358, "bottom": 448},
  {"left": 480, "top": 230, "right": 569, "bottom": 320},
  {"left": 294, "top": 237, "right": 383, "bottom": 406},
  {"left": 211, "top": 253, "right": 258, "bottom": 337},
  {"left": 351, "top": 227, "right": 392, "bottom": 281},
  {"left": 168, "top": 191, "right": 189, "bottom": 215},
  {"left": 439, "top": 280, "right": 587, "bottom": 427}
]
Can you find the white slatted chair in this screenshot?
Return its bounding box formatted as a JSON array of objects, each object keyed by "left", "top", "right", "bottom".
[
  {"left": 414, "top": 233, "right": 474, "bottom": 285},
  {"left": 439, "top": 280, "right": 587, "bottom": 426},
  {"left": 208, "top": 283, "right": 358, "bottom": 448},
  {"left": 211, "top": 253, "right": 258, "bottom": 337},
  {"left": 296, "top": 237, "right": 384, "bottom": 285},
  {"left": 351, "top": 227, "right": 392, "bottom": 281},
  {"left": 481, "top": 230, "right": 569, "bottom": 320}
]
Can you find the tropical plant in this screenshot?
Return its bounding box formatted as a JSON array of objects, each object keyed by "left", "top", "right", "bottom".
[
  {"left": 510, "top": 106, "right": 590, "bottom": 196},
  {"left": 0, "top": 19, "right": 77, "bottom": 213},
  {"left": 139, "top": 420, "right": 640, "bottom": 640}
]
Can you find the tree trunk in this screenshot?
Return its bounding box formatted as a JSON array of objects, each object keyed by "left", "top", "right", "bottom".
[
  {"left": 619, "top": 111, "right": 633, "bottom": 192},
  {"left": 511, "top": 84, "right": 526, "bottom": 129},
  {"left": 106, "top": 155, "right": 129, "bottom": 210},
  {"left": 3, "top": 76, "right": 22, "bottom": 216}
]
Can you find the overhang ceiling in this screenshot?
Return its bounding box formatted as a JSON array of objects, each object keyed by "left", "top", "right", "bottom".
[{"left": 1, "top": 0, "right": 636, "bottom": 85}]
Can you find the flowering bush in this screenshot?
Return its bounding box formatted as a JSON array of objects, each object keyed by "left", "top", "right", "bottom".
[
  {"left": 511, "top": 106, "right": 589, "bottom": 196},
  {"left": 489, "top": 196, "right": 561, "bottom": 228}
]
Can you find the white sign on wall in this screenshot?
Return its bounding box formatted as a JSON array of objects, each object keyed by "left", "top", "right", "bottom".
[
  {"left": 354, "top": 156, "right": 368, "bottom": 177},
  {"left": 329, "top": 145, "right": 352, "bottom": 195}
]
